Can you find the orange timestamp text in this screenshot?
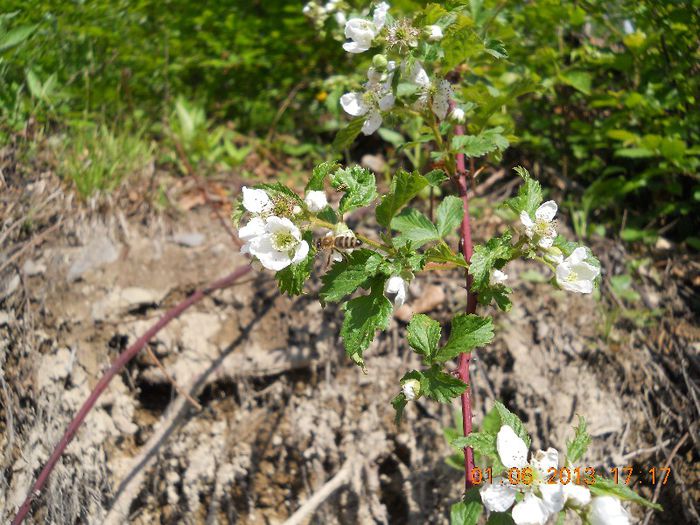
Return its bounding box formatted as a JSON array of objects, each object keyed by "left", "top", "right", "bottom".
[{"left": 470, "top": 466, "right": 672, "bottom": 486}]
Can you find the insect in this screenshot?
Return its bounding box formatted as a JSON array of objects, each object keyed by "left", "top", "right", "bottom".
[{"left": 316, "top": 231, "right": 362, "bottom": 269}]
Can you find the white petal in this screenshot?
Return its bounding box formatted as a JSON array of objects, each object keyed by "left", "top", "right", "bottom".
[
  {"left": 568, "top": 246, "right": 588, "bottom": 265},
  {"left": 562, "top": 483, "right": 591, "bottom": 507},
  {"left": 538, "top": 235, "right": 555, "bottom": 249},
  {"left": 555, "top": 262, "right": 571, "bottom": 284},
  {"left": 344, "top": 18, "right": 376, "bottom": 43},
  {"left": 343, "top": 40, "right": 371, "bottom": 53},
  {"left": 238, "top": 217, "right": 266, "bottom": 241},
  {"left": 496, "top": 425, "right": 529, "bottom": 469},
  {"left": 512, "top": 494, "right": 550, "bottom": 525},
  {"left": 372, "top": 2, "right": 390, "bottom": 30},
  {"left": 431, "top": 80, "right": 452, "bottom": 120},
  {"left": 427, "top": 24, "right": 443, "bottom": 41},
  {"left": 574, "top": 261, "right": 600, "bottom": 280},
  {"left": 535, "top": 200, "right": 558, "bottom": 222},
  {"left": 361, "top": 111, "right": 383, "bottom": 135},
  {"left": 520, "top": 211, "right": 535, "bottom": 231},
  {"left": 407, "top": 62, "right": 430, "bottom": 87},
  {"left": 490, "top": 269, "right": 508, "bottom": 285},
  {"left": 265, "top": 216, "right": 301, "bottom": 240},
  {"left": 479, "top": 480, "right": 517, "bottom": 512},
  {"left": 242, "top": 186, "right": 273, "bottom": 214},
  {"left": 562, "top": 278, "right": 594, "bottom": 294},
  {"left": 539, "top": 482, "right": 565, "bottom": 514},
  {"left": 402, "top": 379, "right": 420, "bottom": 400},
  {"left": 588, "top": 496, "right": 630, "bottom": 525},
  {"left": 340, "top": 92, "right": 369, "bottom": 116},
  {"left": 367, "top": 66, "right": 382, "bottom": 83},
  {"left": 384, "top": 275, "right": 408, "bottom": 307},
  {"left": 378, "top": 92, "right": 395, "bottom": 111},
  {"left": 291, "top": 240, "right": 310, "bottom": 264},
  {"left": 531, "top": 448, "right": 559, "bottom": 476},
  {"left": 304, "top": 190, "right": 328, "bottom": 212},
  {"left": 331, "top": 252, "right": 343, "bottom": 262}
]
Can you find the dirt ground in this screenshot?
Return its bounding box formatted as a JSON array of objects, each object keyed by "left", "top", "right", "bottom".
[{"left": 1, "top": 155, "right": 698, "bottom": 524}]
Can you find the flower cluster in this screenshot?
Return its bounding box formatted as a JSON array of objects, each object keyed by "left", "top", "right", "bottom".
[
  {"left": 520, "top": 201, "right": 600, "bottom": 294},
  {"left": 337, "top": 2, "right": 460, "bottom": 135},
  {"left": 481, "top": 425, "right": 630, "bottom": 525},
  {"left": 303, "top": 0, "right": 347, "bottom": 28}
]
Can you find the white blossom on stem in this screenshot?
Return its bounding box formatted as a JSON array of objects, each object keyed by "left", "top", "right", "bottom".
[
  {"left": 555, "top": 247, "right": 600, "bottom": 294},
  {"left": 406, "top": 62, "right": 453, "bottom": 120},
  {"left": 242, "top": 216, "right": 309, "bottom": 272},
  {"left": 449, "top": 106, "right": 466, "bottom": 123},
  {"left": 384, "top": 275, "right": 408, "bottom": 307},
  {"left": 342, "top": 2, "right": 389, "bottom": 53},
  {"left": 588, "top": 496, "right": 630, "bottom": 525},
  {"left": 340, "top": 64, "right": 395, "bottom": 135},
  {"left": 304, "top": 190, "right": 328, "bottom": 212},
  {"left": 480, "top": 425, "right": 566, "bottom": 525},
  {"left": 520, "top": 200, "right": 558, "bottom": 248}
]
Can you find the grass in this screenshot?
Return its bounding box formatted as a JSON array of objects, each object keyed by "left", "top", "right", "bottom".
[{"left": 56, "top": 124, "right": 153, "bottom": 198}]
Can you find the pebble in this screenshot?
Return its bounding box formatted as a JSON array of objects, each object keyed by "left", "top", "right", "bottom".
[
  {"left": 67, "top": 235, "right": 119, "bottom": 282},
  {"left": 171, "top": 232, "right": 205, "bottom": 248},
  {"left": 22, "top": 259, "right": 47, "bottom": 276}
]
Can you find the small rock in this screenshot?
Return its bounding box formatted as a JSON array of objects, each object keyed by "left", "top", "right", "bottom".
[
  {"left": 22, "top": 259, "right": 46, "bottom": 276},
  {"left": 395, "top": 284, "right": 446, "bottom": 322},
  {"left": 67, "top": 235, "right": 119, "bottom": 282},
  {"left": 361, "top": 153, "right": 386, "bottom": 173},
  {"left": 0, "top": 273, "right": 20, "bottom": 299},
  {"left": 91, "top": 287, "right": 166, "bottom": 321},
  {"left": 171, "top": 232, "right": 205, "bottom": 248},
  {"left": 0, "top": 311, "right": 10, "bottom": 326},
  {"left": 655, "top": 236, "right": 673, "bottom": 250}
]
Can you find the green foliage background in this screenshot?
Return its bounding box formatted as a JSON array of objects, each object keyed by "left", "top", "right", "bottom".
[{"left": 1, "top": 0, "right": 698, "bottom": 245}]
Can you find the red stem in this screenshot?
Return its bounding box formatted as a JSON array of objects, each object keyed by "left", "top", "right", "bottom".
[
  {"left": 453, "top": 118, "right": 478, "bottom": 491},
  {"left": 12, "top": 265, "right": 252, "bottom": 525}
]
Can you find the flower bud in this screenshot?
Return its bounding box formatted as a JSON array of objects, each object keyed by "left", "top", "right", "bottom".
[
  {"left": 304, "top": 190, "right": 328, "bottom": 212},
  {"left": 449, "top": 107, "right": 466, "bottom": 123},
  {"left": 402, "top": 379, "right": 421, "bottom": 400},
  {"left": 372, "top": 53, "right": 389, "bottom": 70},
  {"left": 426, "top": 25, "right": 443, "bottom": 42}
]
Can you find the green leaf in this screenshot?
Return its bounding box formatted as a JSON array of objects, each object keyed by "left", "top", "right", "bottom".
[
  {"left": 333, "top": 117, "right": 365, "bottom": 151},
  {"left": 589, "top": 477, "right": 663, "bottom": 511},
  {"left": 275, "top": 232, "right": 314, "bottom": 296},
  {"left": 422, "top": 366, "right": 466, "bottom": 403},
  {"left": 504, "top": 167, "right": 543, "bottom": 217},
  {"left": 486, "top": 513, "right": 515, "bottom": 525},
  {"left": 484, "top": 38, "right": 508, "bottom": 59},
  {"left": 307, "top": 161, "right": 339, "bottom": 191},
  {"left": 615, "top": 147, "right": 655, "bottom": 159},
  {"left": 452, "top": 431, "right": 497, "bottom": 459},
  {"left": 376, "top": 170, "right": 429, "bottom": 227},
  {"left": 256, "top": 182, "right": 304, "bottom": 204},
  {"left": 477, "top": 285, "right": 513, "bottom": 312},
  {"left": 559, "top": 70, "right": 592, "bottom": 95},
  {"left": 435, "top": 314, "right": 494, "bottom": 362},
  {"left": 566, "top": 416, "right": 591, "bottom": 464},
  {"left": 320, "top": 250, "right": 381, "bottom": 303},
  {"left": 451, "top": 127, "right": 509, "bottom": 158},
  {"left": 377, "top": 127, "right": 404, "bottom": 147},
  {"left": 494, "top": 401, "right": 531, "bottom": 447},
  {"left": 469, "top": 232, "right": 514, "bottom": 291},
  {"left": 0, "top": 24, "right": 37, "bottom": 52},
  {"left": 391, "top": 393, "right": 408, "bottom": 425},
  {"left": 426, "top": 244, "right": 468, "bottom": 268},
  {"left": 330, "top": 165, "right": 378, "bottom": 215},
  {"left": 424, "top": 169, "right": 448, "bottom": 186},
  {"left": 391, "top": 208, "right": 439, "bottom": 248},
  {"left": 450, "top": 492, "right": 483, "bottom": 525},
  {"left": 341, "top": 279, "right": 393, "bottom": 367},
  {"left": 407, "top": 314, "right": 441, "bottom": 360},
  {"left": 436, "top": 196, "right": 464, "bottom": 238}
]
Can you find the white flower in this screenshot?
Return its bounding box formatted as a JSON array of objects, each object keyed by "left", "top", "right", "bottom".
[
  {"left": 402, "top": 379, "right": 420, "bottom": 400},
  {"left": 341, "top": 2, "right": 389, "bottom": 54},
  {"left": 245, "top": 216, "right": 310, "bottom": 271},
  {"left": 480, "top": 425, "right": 565, "bottom": 525},
  {"left": 334, "top": 11, "right": 347, "bottom": 26},
  {"left": 405, "top": 62, "right": 453, "bottom": 120},
  {"left": 426, "top": 24, "right": 443, "bottom": 41},
  {"left": 520, "top": 200, "right": 558, "bottom": 248},
  {"left": 304, "top": 190, "right": 328, "bottom": 212},
  {"left": 242, "top": 186, "right": 273, "bottom": 215},
  {"left": 555, "top": 247, "right": 600, "bottom": 294},
  {"left": 384, "top": 275, "right": 408, "bottom": 307},
  {"left": 450, "top": 107, "right": 466, "bottom": 123},
  {"left": 588, "top": 496, "right": 630, "bottom": 525},
  {"left": 490, "top": 269, "right": 508, "bottom": 285},
  {"left": 340, "top": 65, "right": 395, "bottom": 135}
]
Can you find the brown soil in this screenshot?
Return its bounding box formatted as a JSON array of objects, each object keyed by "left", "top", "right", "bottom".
[{"left": 1, "top": 158, "right": 698, "bottom": 524}]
